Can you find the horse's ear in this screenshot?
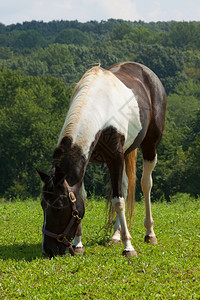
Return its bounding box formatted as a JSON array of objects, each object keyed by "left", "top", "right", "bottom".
[
  {"left": 36, "top": 168, "right": 50, "bottom": 183},
  {"left": 53, "top": 165, "right": 65, "bottom": 185}
]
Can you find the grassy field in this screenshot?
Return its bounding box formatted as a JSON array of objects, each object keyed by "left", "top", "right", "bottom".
[{"left": 0, "top": 194, "right": 200, "bottom": 299}]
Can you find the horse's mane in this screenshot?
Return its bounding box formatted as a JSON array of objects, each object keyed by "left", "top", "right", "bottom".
[
  {"left": 58, "top": 65, "right": 102, "bottom": 142},
  {"left": 70, "top": 65, "right": 101, "bottom": 102}
]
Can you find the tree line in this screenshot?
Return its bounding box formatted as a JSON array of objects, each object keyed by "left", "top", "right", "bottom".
[
  {"left": 1, "top": 20, "right": 200, "bottom": 50},
  {"left": 0, "top": 19, "right": 199, "bottom": 200}
]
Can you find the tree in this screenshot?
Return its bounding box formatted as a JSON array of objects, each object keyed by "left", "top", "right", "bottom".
[
  {"left": 152, "top": 83, "right": 200, "bottom": 199},
  {"left": 37, "top": 44, "right": 74, "bottom": 76},
  {"left": 0, "top": 47, "right": 13, "bottom": 59},
  {"left": 0, "top": 69, "right": 72, "bottom": 198},
  {"left": 112, "top": 23, "right": 133, "bottom": 40},
  {"left": 184, "top": 111, "right": 200, "bottom": 195},
  {"left": 132, "top": 44, "right": 186, "bottom": 93},
  {"left": 124, "top": 26, "right": 153, "bottom": 44},
  {"left": 12, "top": 30, "right": 46, "bottom": 50},
  {"left": 169, "top": 22, "right": 200, "bottom": 49},
  {"left": 55, "top": 29, "right": 91, "bottom": 46}
]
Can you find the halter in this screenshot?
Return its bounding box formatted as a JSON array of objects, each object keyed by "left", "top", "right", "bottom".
[{"left": 42, "top": 180, "right": 82, "bottom": 256}]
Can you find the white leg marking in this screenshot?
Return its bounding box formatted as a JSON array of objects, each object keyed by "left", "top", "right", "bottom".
[
  {"left": 112, "top": 163, "right": 128, "bottom": 242},
  {"left": 73, "top": 236, "right": 83, "bottom": 248},
  {"left": 112, "top": 215, "right": 121, "bottom": 242},
  {"left": 111, "top": 197, "right": 135, "bottom": 252},
  {"left": 72, "top": 223, "right": 83, "bottom": 248},
  {"left": 122, "top": 163, "right": 128, "bottom": 200},
  {"left": 72, "top": 184, "right": 86, "bottom": 249},
  {"left": 72, "top": 183, "right": 85, "bottom": 249},
  {"left": 141, "top": 156, "right": 157, "bottom": 238}
]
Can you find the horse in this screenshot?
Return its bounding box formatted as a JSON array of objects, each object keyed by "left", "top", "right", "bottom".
[{"left": 37, "top": 62, "right": 167, "bottom": 258}]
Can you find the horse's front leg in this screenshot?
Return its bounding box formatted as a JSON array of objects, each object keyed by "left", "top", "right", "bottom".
[
  {"left": 109, "top": 155, "right": 137, "bottom": 257},
  {"left": 72, "top": 182, "right": 86, "bottom": 253},
  {"left": 72, "top": 223, "right": 84, "bottom": 253},
  {"left": 111, "top": 197, "right": 137, "bottom": 256}
]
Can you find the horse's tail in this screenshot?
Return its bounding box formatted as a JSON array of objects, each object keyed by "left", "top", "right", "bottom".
[{"left": 125, "top": 149, "right": 137, "bottom": 229}]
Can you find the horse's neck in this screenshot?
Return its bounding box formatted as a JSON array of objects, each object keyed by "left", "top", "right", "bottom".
[
  {"left": 52, "top": 137, "right": 86, "bottom": 187},
  {"left": 58, "top": 88, "right": 105, "bottom": 160},
  {"left": 55, "top": 86, "right": 104, "bottom": 185}
]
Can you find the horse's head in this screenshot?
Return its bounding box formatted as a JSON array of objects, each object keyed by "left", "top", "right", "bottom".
[{"left": 37, "top": 166, "right": 85, "bottom": 258}]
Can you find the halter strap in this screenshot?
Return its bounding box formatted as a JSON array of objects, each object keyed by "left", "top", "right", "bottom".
[{"left": 42, "top": 179, "right": 81, "bottom": 256}]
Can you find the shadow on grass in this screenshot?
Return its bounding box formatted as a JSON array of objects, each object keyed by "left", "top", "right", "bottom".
[{"left": 0, "top": 243, "right": 44, "bottom": 261}]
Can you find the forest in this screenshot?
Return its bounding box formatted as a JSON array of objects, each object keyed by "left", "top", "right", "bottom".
[{"left": 0, "top": 19, "right": 199, "bottom": 200}]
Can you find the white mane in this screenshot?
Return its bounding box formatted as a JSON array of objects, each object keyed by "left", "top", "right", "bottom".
[{"left": 58, "top": 66, "right": 102, "bottom": 142}]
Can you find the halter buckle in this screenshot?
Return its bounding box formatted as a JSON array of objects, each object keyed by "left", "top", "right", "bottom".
[
  {"left": 57, "top": 234, "right": 65, "bottom": 243},
  {"left": 72, "top": 210, "right": 81, "bottom": 222},
  {"left": 69, "top": 192, "right": 76, "bottom": 203}
]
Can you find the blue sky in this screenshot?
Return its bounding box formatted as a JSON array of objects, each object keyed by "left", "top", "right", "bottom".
[{"left": 0, "top": 0, "right": 199, "bottom": 25}]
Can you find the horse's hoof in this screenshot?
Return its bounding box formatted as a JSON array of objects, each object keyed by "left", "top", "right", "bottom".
[
  {"left": 122, "top": 250, "right": 138, "bottom": 257},
  {"left": 144, "top": 235, "right": 157, "bottom": 244},
  {"left": 73, "top": 247, "right": 84, "bottom": 254}
]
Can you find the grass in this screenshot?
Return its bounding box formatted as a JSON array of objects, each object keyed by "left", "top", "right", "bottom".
[{"left": 0, "top": 194, "right": 200, "bottom": 299}]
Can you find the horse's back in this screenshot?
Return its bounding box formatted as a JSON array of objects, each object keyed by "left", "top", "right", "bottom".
[
  {"left": 107, "top": 62, "right": 166, "bottom": 117},
  {"left": 107, "top": 62, "right": 167, "bottom": 158},
  {"left": 107, "top": 61, "right": 163, "bottom": 89}
]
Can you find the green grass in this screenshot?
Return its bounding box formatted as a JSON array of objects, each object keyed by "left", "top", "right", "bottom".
[{"left": 0, "top": 195, "right": 200, "bottom": 299}]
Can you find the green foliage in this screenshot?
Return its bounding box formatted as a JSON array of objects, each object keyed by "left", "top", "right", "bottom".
[
  {"left": 0, "top": 43, "right": 75, "bottom": 83},
  {"left": 153, "top": 83, "right": 200, "bottom": 199},
  {"left": 0, "top": 46, "right": 13, "bottom": 59},
  {"left": 0, "top": 69, "right": 72, "bottom": 198},
  {"left": 132, "top": 44, "right": 186, "bottom": 93},
  {"left": 169, "top": 22, "right": 200, "bottom": 49},
  {"left": 0, "top": 198, "right": 199, "bottom": 298},
  {"left": 112, "top": 23, "right": 133, "bottom": 40},
  {"left": 85, "top": 163, "right": 110, "bottom": 197},
  {"left": 36, "top": 44, "right": 74, "bottom": 79},
  {"left": 183, "top": 50, "right": 200, "bottom": 81},
  {"left": 12, "top": 30, "right": 46, "bottom": 50},
  {"left": 125, "top": 26, "right": 153, "bottom": 43},
  {"left": 55, "top": 28, "right": 91, "bottom": 46}
]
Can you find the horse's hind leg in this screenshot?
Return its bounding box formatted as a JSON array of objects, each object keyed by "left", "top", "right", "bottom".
[{"left": 141, "top": 155, "right": 157, "bottom": 244}]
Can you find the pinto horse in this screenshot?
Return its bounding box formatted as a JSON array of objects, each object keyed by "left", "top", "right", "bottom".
[{"left": 37, "top": 62, "right": 167, "bottom": 258}]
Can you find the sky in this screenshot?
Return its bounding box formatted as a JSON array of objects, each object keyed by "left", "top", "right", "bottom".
[{"left": 0, "top": 0, "right": 199, "bottom": 26}]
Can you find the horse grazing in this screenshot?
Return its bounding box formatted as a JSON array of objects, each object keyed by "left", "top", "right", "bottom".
[{"left": 37, "top": 62, "right": 166, "bottom": 258}]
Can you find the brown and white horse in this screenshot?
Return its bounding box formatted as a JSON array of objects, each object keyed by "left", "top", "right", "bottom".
[{"left": 37, "top": 62, "right": 167, "bottom": 258}]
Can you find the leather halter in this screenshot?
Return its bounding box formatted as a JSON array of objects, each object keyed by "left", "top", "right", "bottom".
[{"left": 42, "top": 180, "right": 81, "bottom": 256}]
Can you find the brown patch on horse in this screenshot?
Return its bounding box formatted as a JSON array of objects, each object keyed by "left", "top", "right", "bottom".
[
  {"left": 107, "top": 62, "right": 167, "bottom": 160},
  {"left": 52, "top": 136, "right": 86, "bottom": 186},
  {"left": 125, "top": 149, "right": 137, "bottom": 229}
]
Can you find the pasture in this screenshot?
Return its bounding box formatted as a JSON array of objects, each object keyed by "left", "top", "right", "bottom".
[{"left": 0, "top": 195, "right": 199, "bottom": 299}]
